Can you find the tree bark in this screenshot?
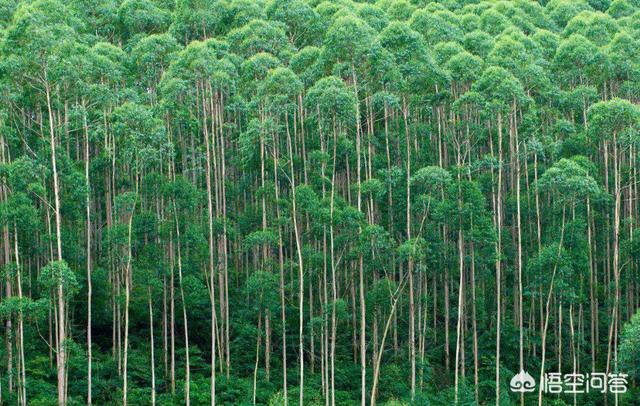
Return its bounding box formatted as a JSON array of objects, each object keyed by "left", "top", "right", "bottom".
[{"left": 46, "top": 80, "right": 66, "bottom": 406}]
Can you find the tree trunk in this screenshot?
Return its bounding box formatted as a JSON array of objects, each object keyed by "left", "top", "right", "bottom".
[
  {"left": 149, "top": 288, "right": 156, "bottom": 406},
  {"left": 538, "top": 207, "right": 566, "bottom": 406},
  {"left": 252, "top": 314, "right": 263, "bottom": 406},
  {"left": 370, "top": 279, "right": 405, "bottom": 406},
  {"left": 123, "top": 175, "right": 138, "bottom": 406},
  {"left": 14, "top": 225, "right": 26, "bottom": 406},
  {"left": 273, "top": 135, "right": 288, "bottom": 405},
  {"left": 286, "top": 113, "right": 305, "bottom": 406},
  {"left": 514, "top": 102, "right": 524, "bottom": 406},
  {"left": 330, "top": 121, "right": 338, "bottom": 406},
  {"left": 46, "top": 81, "right": 66, "bottom": 406},
  {"left": 84, "top": 112, "right": 93, "bottom": 406},
  {"left": 174, "top": 213, "right": 191, "bottom": 406},
  {"left": 403, "top": 98, "right": 416, "bottom": 402},
  {"left": 202, "top": 84, "right": 218, "bottom": 405}
]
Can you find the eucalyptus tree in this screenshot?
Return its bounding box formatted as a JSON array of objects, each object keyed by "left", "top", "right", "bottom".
[
  {"left": 368, "top": 275, "right": 405, "bottom": 406},
  {"left": 129, "top": 33, "right": 180, "bottom": 105},
  {"left": 546, "top": 0, "right": 594, "bottom": 28},
  {"left": 0, "top": 1, "right": 638, "bottom": 405},
  {"left": 410, "top": 165, "right": 453, "bottom": 394},
  {"left": 116, "top": 0, "right": 172, "bottom": 43},
  {"left": 619, "top": 311, "right": 640, "bottom": 383},
  {"left": 605, "top": 32, "right": 640, "bottom": 98},
  {"left": 265, "top": 0, "right": 323, "bottom": 48},
  {"left": 553, "top": 34, "right": 607, "bottom": 96},
  {"left": 111, "top": 101, "right": 168, "bottom": 406},
  {"left": 444, "top": 52, "right": 484, "bottom": 403},
  {"left": 87, "top": 40, "right": 127, "bottom": 398},
  {"left": 0, "top": 155, "right": 43, "bottom": 406},
  {"left": 244, "top": 271, "right": 279, "bottom": 405},
  {"left": 161, "top": 38, "right": 236, "bottom": 403},
  {"left": 409, "top": 8, "right": 464, "bottom": 47},
  {"left": 259, "top": 66, "right": 305, "bottom": 405},
  {"left": 379, "top": 20, "right": 439, "bottom": 401},
  {"left": 463, "top": 30, "right": 495, "bottom": 59},
  {"left": 73, "top": 44, "right": 122, "bottom": 406},
  {"left": 167, "top": 175, "right": 202, "bottom": 406},
  {"left": 588, "top": 99, "right": 639, "bottom": 387},
  {"left": 563, "top": 10, "right": 619, "bottom": 46},
  {"left": 171, "top": 0, "right": 228, "bottom": 43},
  {"left": 305, "top": 75, "right": 356, "bottom": 406},
  {"left": 535, "top": 157, "right": 602, "bottom": 406},
  {"left": 357, "top": 4, "right": 389, "bottom": 32},
  {"left": 228, "top": 19, "right": 293, "bottom": 60},
  {"left": 473, "top": 66, "right": 528, "bottom": 405},
  {"left": 2, "top": 1, "right": 84, "bottom": 402},
  {"left": 323, "top": 15, "right": 380, "bottom": 405},
  {"left": 487, "top": 36, "right": 538, "bottom": 406}
]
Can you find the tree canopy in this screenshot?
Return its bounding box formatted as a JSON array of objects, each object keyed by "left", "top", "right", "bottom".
[{"left": 0, "top": 0, "right": 639, "bottom": 405}]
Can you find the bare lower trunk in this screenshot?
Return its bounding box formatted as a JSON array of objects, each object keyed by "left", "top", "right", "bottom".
[
  {"left": 495, "top": 112, "right": 503, "bottom": 406},
  {"left": 286, "top": 114, "right": 305, "bottom": 406},
  {"left": 538, "top": 208, "right": 566, "bottom": 406},
  {"left": 252, "top": 314, "right": 262, "bottom": 406},
  {"left": 202, "top": 85, "right": 217, "bottom": 405},
  {"left": 273, "top": 141, "right": 288, "bottom": 405},
  {"left": 370, "top": 280, "right": 405, "bottom": 406},
  {"left": 123, "top": 176, "right": 138, "bottom": 406},
  {"left": 403, "top": 99, "right": 416, "bottom": 402},
  {"left": 454, "top": 230, "right": 464, "bottom": 403},
  {"left": 329, "top": 125, "right": 338, "bottom": 406},
  {"left": 149, "top": 289, "right": 156, "bottom": 406},
  {"left": 85, "top": 114, "right": 93, "bottom": 406},
  {"left": 46, "top": 81, "right": 66, "bottom": 406},
  {"left": 14, "top": 225, "right": 26, "bottom": 406}
]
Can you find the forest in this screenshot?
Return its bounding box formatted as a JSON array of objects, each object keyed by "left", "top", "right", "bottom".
[{"left": 0, "top": 0, "right": 639, "bottom": 404}]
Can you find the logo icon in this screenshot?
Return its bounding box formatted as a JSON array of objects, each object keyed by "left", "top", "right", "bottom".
[{"left": 510, "top": 370, "right": 536, "bottom": 393}]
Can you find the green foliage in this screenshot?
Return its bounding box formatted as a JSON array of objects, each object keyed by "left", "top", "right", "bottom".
[
  {"left": 537, "top": 157, "right": 602, "bottom": 206},
  {"left": 619, "top": 311, "right": 640, "bottom": 379},
  {"left": 39, "top": 260, "right": 79, "bottom": 299},
  {"left": 1, "top": 0, "right": 639, "bottom": 405}
]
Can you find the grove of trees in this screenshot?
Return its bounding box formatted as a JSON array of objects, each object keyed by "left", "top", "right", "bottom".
[{"left": 0, "top": 0, "right": 639, "bottom": 404}]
